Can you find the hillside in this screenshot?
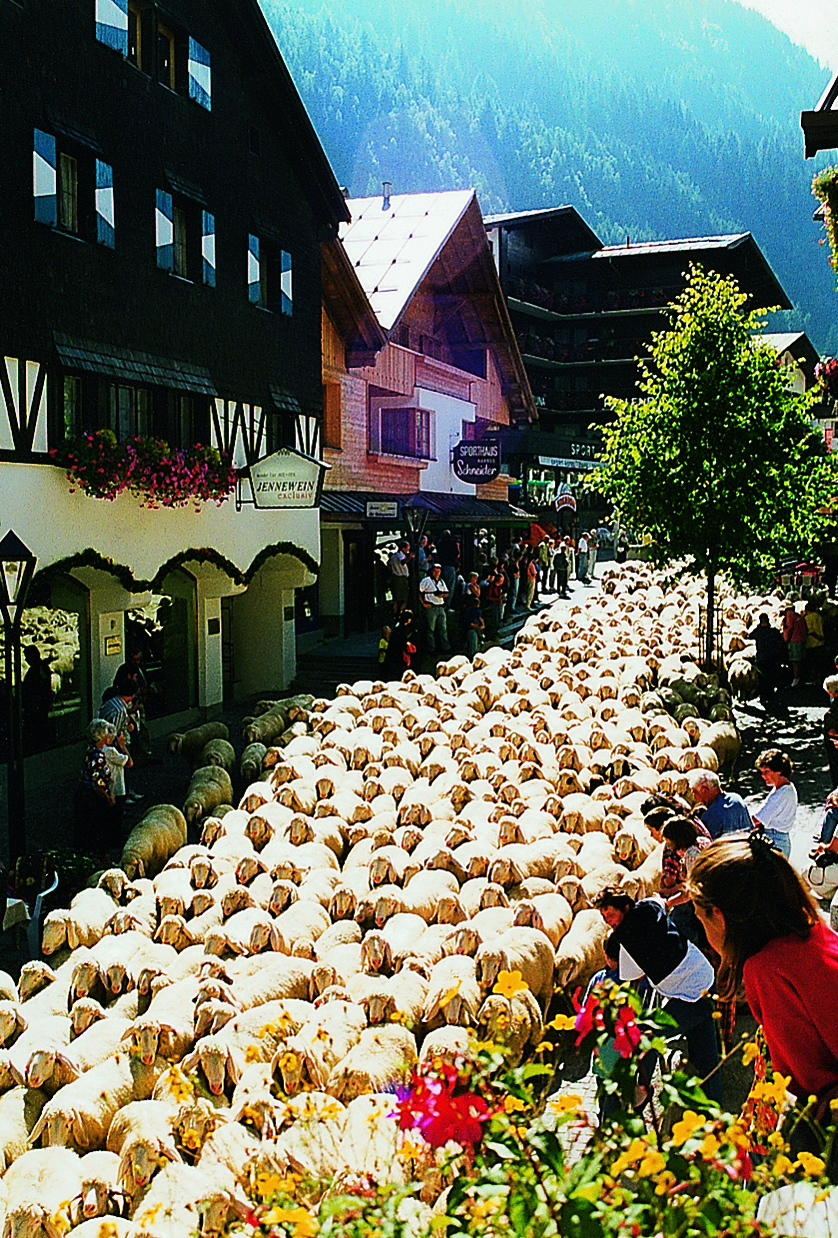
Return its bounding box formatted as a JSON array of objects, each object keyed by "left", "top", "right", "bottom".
[{"left": 262, "top": 0, "right": 838, "bottom": 353}]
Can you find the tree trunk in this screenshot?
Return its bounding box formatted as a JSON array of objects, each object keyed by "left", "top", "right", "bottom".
[{"left": 704, "top": 566, "right": 716, "bottom": 670}]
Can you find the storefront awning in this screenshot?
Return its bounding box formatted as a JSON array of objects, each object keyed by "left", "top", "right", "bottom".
[
  {"left": 54, "top": 333, "right": 218, "bottom": 396},
  {"left": 320, "top": 489, "right": 531, "bottom": 525}
]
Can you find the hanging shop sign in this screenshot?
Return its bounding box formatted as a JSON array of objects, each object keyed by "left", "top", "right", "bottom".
[
  {"left": 249, "top": 449, "right": 322, "bottom": 508},
  {"left": 554, "top": 483, "right": 577, "bottom": 513},
  {"left": 451, "top": 439, "right": 501, "bottom": 484}
]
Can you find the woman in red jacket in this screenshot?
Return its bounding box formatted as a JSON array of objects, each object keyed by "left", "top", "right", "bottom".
[
  {"left": 783, "top": 600, "right": 809, "bottom": 688},
  {"left": 688, "top": 834, "right": 838, "bottom": 1111}
]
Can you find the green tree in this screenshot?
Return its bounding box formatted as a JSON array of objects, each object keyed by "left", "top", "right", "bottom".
[{"left": 596, "top": 264, "right": 838, "bottom": 666}]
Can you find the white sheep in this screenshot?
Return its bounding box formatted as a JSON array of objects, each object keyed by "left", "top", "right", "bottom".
[
  {"left": 29, "top": 1051, "right": 164, "bottom": 1151},
  {"left": 325, "top": 1024, "right": 418, "bottom": 1102},
  {"left": 474, "top": 927, "right": 555, "bottom": 1009}
]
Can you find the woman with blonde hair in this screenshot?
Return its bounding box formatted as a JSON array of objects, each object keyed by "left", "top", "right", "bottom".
[{"left": 687, "top": 835, "right": 838, "bottom": 1108}]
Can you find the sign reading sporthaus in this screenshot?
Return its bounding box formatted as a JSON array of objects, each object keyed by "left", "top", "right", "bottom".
[{"left": 451, "top": 439, "right": 501, "bottom": 484}]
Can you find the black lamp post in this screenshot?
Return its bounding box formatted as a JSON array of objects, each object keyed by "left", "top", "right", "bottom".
[{"left": 0, "top": 531, "right": 38, "bottom": 866}]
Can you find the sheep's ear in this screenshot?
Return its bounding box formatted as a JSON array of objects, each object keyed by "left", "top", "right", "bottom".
[
  {"left": 226, "top": 1047, "right": 241, "bottom": 1086},
  {"left": 73, "top": 1110, "right": 91, "bottom": 1150},
  {"left": 135, "top": 859, "right": 145, "bottom": 879},
  {"left": 28, "top": 1110, "right": 47, "bottom": 1145},
  {"left": 158, "top": 1024, "right": 175, "bottom": 1054},
  {"left": 8, "top": 1062, "right": 25, "bottom": 1087},
  {"left": 54, "top": 1053, "right": 80, "bottom": 1085}
]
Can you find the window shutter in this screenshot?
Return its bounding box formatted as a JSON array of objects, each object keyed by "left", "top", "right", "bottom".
[
  {"left": 95, "top": 160, "right": 115, "bottom": 248},
  {"left": 95, "top": 0, "right": 128, "bottom": 54},
  {"left": 248, "top": 234, "right": 261, "bottom": 304},
  {"left": 33, "top": 129, "right": 57, "bottom": 226},
  {"left": 156, "top": 189, "right": 173, "bottom": 271},
  {"left": 188, "top": 38, "right": 212, "bottom": 110},
  {"left": 281, "top": 250, "right": 293, "bottom": 315},
  {"left": 202, "top": 211, "right": 216, "bottom": 286}
]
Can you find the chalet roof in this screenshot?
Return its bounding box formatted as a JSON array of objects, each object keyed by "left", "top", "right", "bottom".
[
  {"left": 484, "top": 205, "right": 602, "bottom": 254},
  {"left": 341, "top": 190, "right": 475, "bottom": 330},
  {"left": 593, "top": 232, "right": 792, "bottom": 310},
  {"left": 341, "top": 190, "right": 536, "bottom": 422},
  {"left": 321, "top": 236, "right": 387, "bottom": 369},
  {"left": 758, "top": 331, "right": 820, "bottom": 376},
  {"left": 802, "top": 71, "right": 838, "bottom": 158}
]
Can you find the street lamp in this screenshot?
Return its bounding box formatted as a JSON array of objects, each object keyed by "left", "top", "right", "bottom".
[{"left": 0, "top": 531, "right": 38, "bottom": 865}]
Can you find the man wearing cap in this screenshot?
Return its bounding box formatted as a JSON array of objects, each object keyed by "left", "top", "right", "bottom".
[
  {"left": 388, "top": 540, "right": 411, "bottom": 615},
  {"left": 419, "top": 563, "right": 450, "bottom": 654}
]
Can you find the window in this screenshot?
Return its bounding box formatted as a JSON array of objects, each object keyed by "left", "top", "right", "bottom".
[
  {"left": 156, "top": 189, "right": 214, "bottom": 284},
  {"left": 108, "top": 383, "right": 152, "bottom": 439},
  {"left": 98, "top": 1, "right": 211, "bottom": 111},
  {"left": 322, "top": 383, "right": 341, "bottom": 450},
  {"left": 33, "top": 129, "right": 114, "bottom": 248},
  {"left": 248, "top": 234, "right": 292, "bottom": 314},
  {"left": 369, "top": 402, "right": 434, "bottom": 460},
  {"left": 63, "top": 376, "right": 82, "bottom": 439}
]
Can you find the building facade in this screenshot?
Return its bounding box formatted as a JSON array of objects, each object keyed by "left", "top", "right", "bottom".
[{"left": 1, "top": 0, "right": 348, "bottom": 764}]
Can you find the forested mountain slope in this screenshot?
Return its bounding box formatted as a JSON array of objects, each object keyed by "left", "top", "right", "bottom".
[{"left": 262, "top": 0, "right": 838, "bottom": 352}]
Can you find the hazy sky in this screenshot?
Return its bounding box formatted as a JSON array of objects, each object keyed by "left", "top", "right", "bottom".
[{"left": 738, "top": 0, "right": 838, "bottom": 71}]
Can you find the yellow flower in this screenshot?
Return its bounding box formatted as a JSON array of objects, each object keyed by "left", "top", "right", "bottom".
[
  {"left": 320, "top": 1102, "right": 343, "bottom": 1122},
  {"left": 398, "top": 1137, "right": 424, "bottom": 1161},
  {"left": 699, "top": 1134, "right": 721, "bottom": 1160},
  {"left": 751, "top": 1074, "right": 792, "bottom": 1107},
  {"left": 655, "top": 1171, "right": 677, "bottom": 1196},
  {"left": 638, "top": 1151, "right": 667, "bottom": 1178},
  {"left": 547, "top": 1014, "right": 577, "bottom": 1031},
  {"left": 493, "top": 970, "right": 530, "bottom": 998},
  {"left": 535, "top": 1040, "right": 554, "bottom": 1053},
  {"left": 795, "top": 1151, "right": 826, "bottom": 1177},
  {"left": 670, "top": 1110, "right": 706, "bottom": 1147},
  {"left": 244, "top": 1044, "right": 263, "bottom": 1063},
  {"left": 723, "top": 1121, "right": 750, "bottom": 1151},
  {"left": 772, "top": 1154, "right": 796, "bottom": 1176},
  {"left": 503, "top": 1096, "right": 527, "bottom": 1114},
  {"left": 741, "top": 1040, "right": 760, "bottom": 1066},
  {"left": 469, "top": 1197, "right": 500, "bottom": 1220},
  {"left": 138, "top": 1205, "right": 163, "bottom": 1225},
  {"left": 277, "top": 1050, "right": 299, "bottom": 1073},
  {"left": 255, "top": 1171, "right": 288, "bottom": 1199},
  {"left": 611, "top": 1137, "right": 647, "bottom": 1177},
  {"left": 181, "top": 1126, "right": 202, "bottom": 1151},
  {"left": 440, "top": 981, "right": 461, "bottom": 1008},
  {"left": 767, "top": 1131, "right": 788, "bottom": 1151},
  {"left": 550, "top": 1094, "right": 583, "bottom": 1116},
  {"left": 263, "top": 1206, "right": 318, "bottom": 1237}
]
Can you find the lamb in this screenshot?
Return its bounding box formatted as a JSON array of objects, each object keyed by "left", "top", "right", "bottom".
[
  {"left": 325, "top": 1024, "right": 418, "bottom": 1102},
  {"left": 29, "top": 1051, "right": 165, "bottom": 1151},
  {"left": 121, "top": 805, "right": 188, "bottom": 880},
  {"left": 474, "top": 927, "right": 555, "bottom": 1009}
]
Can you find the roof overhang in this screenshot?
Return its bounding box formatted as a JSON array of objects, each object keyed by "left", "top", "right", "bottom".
[
  {"left": 321, "top": 236, "right": 387, "bottom": 369},
  {"left": 802, "top": 72, "right": 838, "bottom": 158}
]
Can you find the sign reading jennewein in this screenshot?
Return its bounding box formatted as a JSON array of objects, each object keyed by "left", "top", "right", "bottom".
[
  {"left": 250, "top": 449, "right": 321, "bottom": 508},
  {"left": 451, "top": 439, "right": 501, "bottom": 484}
]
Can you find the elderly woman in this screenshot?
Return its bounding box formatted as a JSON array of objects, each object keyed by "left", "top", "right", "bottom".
[{"left": 73, "top": 718, "right": 117, "bottom": 856}]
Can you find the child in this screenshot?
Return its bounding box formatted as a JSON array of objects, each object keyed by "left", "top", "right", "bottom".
[{"left": 378, "top": 625, "right": 391, "bottom": 666}]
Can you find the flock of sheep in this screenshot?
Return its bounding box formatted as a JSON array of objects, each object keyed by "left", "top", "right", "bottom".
[{"left": 0, "top": 562, "right": 765, "bottom": 1238}]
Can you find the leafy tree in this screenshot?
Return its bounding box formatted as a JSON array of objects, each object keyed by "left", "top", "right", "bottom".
[{"left": 595, "top": 265, "right": 838, "bottom": 666}]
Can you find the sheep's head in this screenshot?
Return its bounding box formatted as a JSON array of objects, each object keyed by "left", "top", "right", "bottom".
[
  {"left": 19, "top": 961, "right": 56, "bottom": 1001},
  {"left": 329, "top": 887, "right": 356, "bottom": 920},
  {"left": 360, "top": 933, "right": 391, "bottom": 974},
  {"left": 121, "top": 1135, "right": 178, "bottom": 1193},
  {"left": 436, "top": 895, "right": 465, "bottom": 926},
  {"left": 373, "top": 891, "right": 400, "bottom": 927},
  {"left": 0, "top": 1001, "right": 26, "bottom": 1046},
  {"left": 476, "top": 948, "right": 505, "bottom": 991}
]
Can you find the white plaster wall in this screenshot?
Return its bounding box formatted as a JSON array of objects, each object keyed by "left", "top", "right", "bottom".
[
  {"left": 319, "top": 526, "right": 344, "bottom": 622},
  {"left": 2, "top": 462, "right": 320, "bottom": 579},
  {"left": 415, "top": 388, "right": 475, "bottom": 495},
  {"left": 231, "top": 570, "right": 299, "bottom": 695}
]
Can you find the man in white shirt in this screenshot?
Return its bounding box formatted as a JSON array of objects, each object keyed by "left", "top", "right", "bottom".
[
  {"left": 388, "top": 540, "right": 411, "bottom": 615},
  {"left": 419, "top": 563, "right": 450, "bottom": 654}
]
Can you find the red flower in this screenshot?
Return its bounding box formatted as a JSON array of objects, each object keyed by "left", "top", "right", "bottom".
[
  {"left": 613, "top": 1004, "right": 642, "bottom": 1058},
  {"left": 396, "top": 1064, "right": 495, "bottom": 1149},
  {"left": 572, "top": 986, "right": 606, "bottom": 1047}
]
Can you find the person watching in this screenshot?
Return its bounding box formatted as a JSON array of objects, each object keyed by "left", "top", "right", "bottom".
[{"left": 688, "top": 769, "right": 751, "bottom": 839}]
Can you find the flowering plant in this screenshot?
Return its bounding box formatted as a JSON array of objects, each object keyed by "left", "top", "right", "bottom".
[
  {"left": 816, "top": 356, "right": 838, "bottom": 400},
  {"left": 50, "top": 430, "right": 238, "bottom": 509},
  {"left": 813, "top": 167, "right": 838, "bottom": 292},
  {"left": 222, "top": 973, "right": 838, "bottom": 1238}
]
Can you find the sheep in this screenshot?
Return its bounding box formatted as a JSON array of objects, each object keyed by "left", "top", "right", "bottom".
[
  {"left": 29, "top": 1052, "right": 164, "bottom": 1151},
  {"left": 553, "top": 909, "right": 610, "bottom": 990},
  {"left": 121, "top": 805, "right": 188, "bottom": 880},
  {"left": 309, "top": 943, "right": 363, "bottom": 997},
  {"left": 274, "top": 1000, "right": 367, "bottom": 1092},
  {"left": 126, "top": 1159, "right": 242, "bottom": 1238},
  {"left": 474, "top": 927, "right": 555, "bottom": 1009},
  {"left": 168, "top": 721, "right": 230, "bottom": 766},
  {"left": 61, "top": 888, "right": 119, "bottom": 950},
  {"left": 240, "top": 741, "right": 268, "bottom": 785},
  {"left": 198, "top": 737, "right": 237, "bottom": 775},
  {"left": 361, "top": 967, "right": 429, "bottom": 1027},
  {"left": 325, "top": 1024, "right": 418, "bottom": 1102},
  {"left": 512, "top": 893, "right": 573, "bottom": 950},
  {"left": 106, "top": 1099, "right": 180, "bottom": 1197},
  {"left": 2, "top": 1147, "right": 86, "bottom": 1238},
  {"left": 56, "top": 1150, "right": 124, "bottom": 1230},
  {"left": 477, "top": 988, "right": 544, "bottom": 1065},
  {"left": 0, "top": 1086, "right": 50, "bottom": 1172},
  {"left": 271, "top": 901, "right": 331, "bottom": 955},
  {"left": 421, "top": 955, "right": 483, "bottom": 1027},
  {"left": 201, "top": 954, "right": 314, "bottom": 1009},
  {"left": 204, "top": 907, "right": 276, "bottom": 957},
  {"left": 184, "top": 767, "right": 234, "bottom": 828}
]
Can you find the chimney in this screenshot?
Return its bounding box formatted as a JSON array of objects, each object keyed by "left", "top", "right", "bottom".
[{"left": 382, "top": 181, "right": 392, "bottom": 210}]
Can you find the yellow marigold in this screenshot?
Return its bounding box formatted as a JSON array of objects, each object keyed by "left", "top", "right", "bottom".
[
  {"left": 741, "top": 1040, "right": 760, "bottom": 1066},
  {"left": 611, "top": 1137, "right": 648, "bottom": 1177},
  {"left": 699, "top": 1133, "right": 721, "bottom": 1160},
  {"left": 637, "top": 1151, "right": 667, "bottom": 1178},
  {"left": 550, "top": 1094, "right": 583, "bottom": 1116},
  {"left": 547, "top": 1014, "right": 577, "bottom": 1032},
  {"left": 503, "top": 1096, "right": 527, "bottom": 1114},
  {"left": 655, "top": 1171, "right": 677, "bottom": 1196},
  {"left": 493, "top": 970, "right": 530, "bottom": 998},
  {"left": 796, "top": 1151, "right": 826, "bottom": 1176},
  {"left": 535, "top": 1040, "right": 554, "bottom": 1053},
  {"left": 772, "top": 1154, "right": 796, "bottom": 1176},
  {"left": 255, "top": 1171, "right": 288, "bottom": 1198},
  {"left": 670, "top": 1110, "right": 706, "bottom": 1147},
  {"left": 263, "top": 1206, "right": 318, "bottom": 1237}
]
